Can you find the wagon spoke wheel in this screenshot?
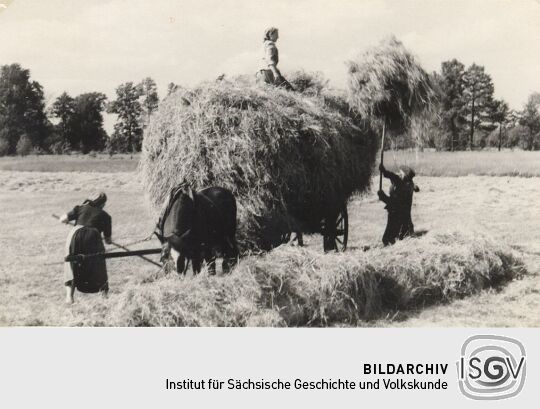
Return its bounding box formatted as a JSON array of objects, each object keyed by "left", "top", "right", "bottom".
[{"left": 323, "top": 205, "right": 348, "bottom": 252}]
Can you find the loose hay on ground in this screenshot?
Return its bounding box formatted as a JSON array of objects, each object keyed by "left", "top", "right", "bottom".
[
  {"left": 69, "top": 271, "right": 266, "bottom": 327},
  {"left": 66, "top": 230, "right": 525, "bottom": 327},
  {"left": 365, "top": 231, "right": 525, "bottom": 308}
]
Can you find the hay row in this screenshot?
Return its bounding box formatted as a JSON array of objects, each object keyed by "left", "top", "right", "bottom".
[{"left": 67, "top": 231, "right": 525, "bottom": 327}]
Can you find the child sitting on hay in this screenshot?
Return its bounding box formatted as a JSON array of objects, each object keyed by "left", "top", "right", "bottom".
[{"left": 377, "top": 164, "right": 419, "bottom": 246}]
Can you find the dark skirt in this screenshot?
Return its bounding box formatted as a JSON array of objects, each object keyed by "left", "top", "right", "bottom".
[{"left": 65, "top": 226, "right": 108, "bottom": 293}]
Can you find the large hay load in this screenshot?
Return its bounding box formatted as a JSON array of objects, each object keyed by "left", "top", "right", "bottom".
[{"left": 140, "top": 79, "right": 379, "bottom": 250}]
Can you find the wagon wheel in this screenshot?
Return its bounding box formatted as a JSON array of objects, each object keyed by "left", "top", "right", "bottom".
[{"left": 322, "top": 205, "right": 348, "bottom": 252}]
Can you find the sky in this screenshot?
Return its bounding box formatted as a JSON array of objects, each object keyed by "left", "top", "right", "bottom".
[{"left": 1, "top": 0, "right": 539, "bottom": 132}]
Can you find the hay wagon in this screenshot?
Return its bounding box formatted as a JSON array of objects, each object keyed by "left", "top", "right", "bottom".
[
  {"left": 141, "top": 80, "right": 379, "bottom": 253},
  {"left": 279, "top": 200, "right": 349, "bottom": 252}
]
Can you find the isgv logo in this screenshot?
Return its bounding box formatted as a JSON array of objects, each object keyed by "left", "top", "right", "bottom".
[{"left": 457, "top": 335, "right": 526, "bottom": 400}]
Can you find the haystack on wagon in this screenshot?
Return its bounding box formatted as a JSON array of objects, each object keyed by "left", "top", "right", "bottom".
[{"left": 141, "top": 79, "right": 379, "bottom": 252}]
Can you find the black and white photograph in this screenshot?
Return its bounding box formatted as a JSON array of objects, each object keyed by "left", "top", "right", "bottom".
[{"left": 0, "top": 0, "right": 539, "bottom": 328}]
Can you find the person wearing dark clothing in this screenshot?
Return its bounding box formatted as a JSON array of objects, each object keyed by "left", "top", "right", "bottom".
[
  {"left": 66, "top": 202, "right": 112, "bottom": 241},
  {"left": 60, "top": 192, "right": 112, "bottom": 303},
  {"left": 377, "top": 164, "right": 419, "bottom": 246}
]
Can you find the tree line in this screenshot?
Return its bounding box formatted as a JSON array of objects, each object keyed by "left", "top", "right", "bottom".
[
  {"left": 0, "top": 63, "right": 173, "bottom": 156},
  {"left": 408, "top": 59, "right": 540, "bottom": 151},
  {"left": 0, "top": 61, "right": 539, "bottom": 156}
]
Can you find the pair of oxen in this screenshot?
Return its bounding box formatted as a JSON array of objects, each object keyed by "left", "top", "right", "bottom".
[{"left": 154, "top": 185, "right": 239, "bottom": 275}]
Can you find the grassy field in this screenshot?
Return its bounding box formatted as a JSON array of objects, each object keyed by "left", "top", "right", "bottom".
[
  {"left": 0, "top": 151, "right": 539, "bottom": 326},
  {"left": 1, "top": 150, "right": 539, "bottom": 176},
  {"left": 0, "top": 153, "right": 139, "bottom": 173},
  {"left": 382, "top": 149, "right": 540, "bottom": 177}
]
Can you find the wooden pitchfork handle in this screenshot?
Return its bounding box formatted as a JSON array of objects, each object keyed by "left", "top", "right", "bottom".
[
  {"left": 64, "top": 248, "right": 162, "bottom": 262},
  {"left": 52, "top": 214, "right": 162, "bottom": 268},
  {"left": 379, "top": 119, "right": 386, "bottom": 191}
]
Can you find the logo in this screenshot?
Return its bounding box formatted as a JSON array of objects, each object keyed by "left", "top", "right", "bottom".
[{"left": 457, "top": 335, "right": 526, "bottom": 400}]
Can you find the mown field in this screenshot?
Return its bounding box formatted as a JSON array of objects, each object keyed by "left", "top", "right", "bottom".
[
  {"left": 383, "top": 149, "right": 540, "bottom": 177},
  {"left": 0, "top": 153, "right": 138, "bottom": 173},
  {"left": 2, "top": 149, "right": 539, "bottom": 176},
  {"left": 0, "top": 151, "right": 539, "bottom": 326}
]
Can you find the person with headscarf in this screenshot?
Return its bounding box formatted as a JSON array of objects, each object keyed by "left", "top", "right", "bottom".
[
  {"left": 377, "top": 164, "right": 420, "bottom": 246},
  {"left": 59, "top": 192, "right": 112, "bottom": 303},
  {"left": 256, "top": 27, "right": 293, "bottom": 90}
]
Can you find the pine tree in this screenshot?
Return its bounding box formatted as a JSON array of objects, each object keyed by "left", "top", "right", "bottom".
[
  {"left": 462, "top": 64, "right": 495, "bottom": 150},
  {"left": 490, "top": 99, "right": 509, "bottom": 151},
  {"left": 440, "top": 59, "right": 466, "bottom": 150}
]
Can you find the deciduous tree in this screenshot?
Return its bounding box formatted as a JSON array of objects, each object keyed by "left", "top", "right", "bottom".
[
  {"left": 519, "top": 92, "right": 540, "bottom": 150},
  {"left": 107, "top": 82, "right": 143, "bottom": 153},
  {"left": 0, "top": 63, "right": 50, "bottom": 155},
  {"left": 137, "top": 77, "right": 159, "bottom": 129},
  {"left": 72, "top": 93, "right": 108, "bottom": 153},
  {"left": 50, "top": 92, "right": 76, "bottom": 149}
]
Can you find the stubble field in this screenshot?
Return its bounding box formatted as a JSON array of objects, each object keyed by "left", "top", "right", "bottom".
[{"left": 0, "top": 151, "right": 538, "bottom": 326}]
